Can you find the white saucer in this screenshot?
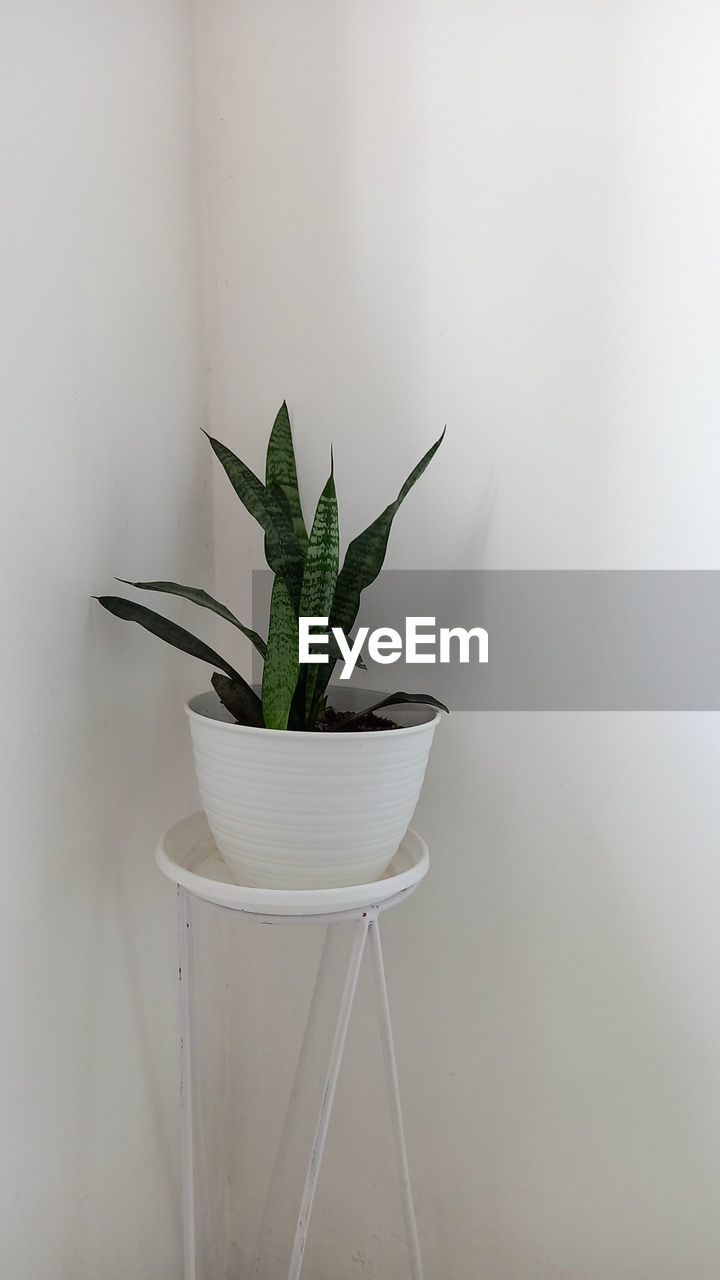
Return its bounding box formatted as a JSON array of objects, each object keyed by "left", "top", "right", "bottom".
[{"left": 156, "top": 812, "right": 429, "bottom": 916}]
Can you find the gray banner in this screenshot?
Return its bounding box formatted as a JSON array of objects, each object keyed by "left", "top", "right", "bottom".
[{"left": 252, "top": 570, "right": 720, "bottom": 710}]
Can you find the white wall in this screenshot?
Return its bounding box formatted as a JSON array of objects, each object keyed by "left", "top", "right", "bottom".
[
  {"left": 3, "top": 3, "right": 719, "bottom": 1277},
  {"left": 0, "top": 3, "right": 208, "bottom": 1277},
  {"left": 196, "top": 2, "right": 720, "bottom": 1277}
]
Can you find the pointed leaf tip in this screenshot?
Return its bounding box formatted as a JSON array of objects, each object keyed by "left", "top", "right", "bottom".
[
  {"left": 264, "top": 403, "right": 309, "bottom": 556},
  {"left": 208, "top": 432, "right": 305, "bottom": 602},
  {"left": 328, "top": 428, "right": 446, "bottom": 640},
  {"left": 95, "top": 594, "right": 244, "bottom": 684},
  {"left": 114, "top": 579, "right": 267, "bottom": 658}
]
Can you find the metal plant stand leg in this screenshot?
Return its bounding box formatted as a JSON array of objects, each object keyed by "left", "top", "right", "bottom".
[
  {"left": 251, "top": 924, "right": 343, "bottom": 1277},
  {"left": 179, "top": 888, "right": 197, "bottom": 1280},
  {"left": 286, "top": 912, "right": 372, "bottom": 1280},
  {"left": 368, "top": 918, "right": 424, "bottom": 1280}
]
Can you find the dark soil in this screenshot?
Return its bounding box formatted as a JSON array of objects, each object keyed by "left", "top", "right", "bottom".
[{"left": 318, "top": 707, "right": 400, "bottom": 733}]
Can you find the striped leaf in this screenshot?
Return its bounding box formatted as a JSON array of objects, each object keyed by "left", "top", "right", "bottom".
[
  {"left": 325, "top": 690, "right": 449, "bottom": 731},
  {"left": 330, "top": 429, "right": 445, "bottom": 636},
  {"left": 211, "top": 673, "right": 264, "bottom": 727},
  {"left": 262, "top": 575, "right": 300, "bottom": 730},
  {"left": 116, "top": 579, "right": 266, "bottom": 658},
  {"left": 204, "top": 432, "right": 305, "bottom": 605},
  {"left": 94, "top": 595, "right": 244, "bottom": 683},
  {"left": 310, "top": 429, "right": 445, "bottom": 711},
  {"left": 265, "top": 402, "right": 308, "bottom": 551},
  {"left": 300, "top": 464, "right": 339, "bottom": 721}
]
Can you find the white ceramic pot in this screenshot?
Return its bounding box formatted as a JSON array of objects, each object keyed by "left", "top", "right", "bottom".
[{"left": 186, "top": 688, "right": 440, "bottom": 890}]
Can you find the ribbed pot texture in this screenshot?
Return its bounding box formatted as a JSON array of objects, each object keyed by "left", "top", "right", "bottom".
[{"left": 186, "top": 690, "right": 440, "bottom": 889}]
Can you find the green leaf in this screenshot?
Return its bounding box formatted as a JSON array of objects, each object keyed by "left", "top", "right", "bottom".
[
  {"left": 330, "top": 429, "right": 445, "bottom": 637},
  {"left": 325, "top": 691, "right": 449, "bottom": 731},
  {"left": 264, "top": 481, "right": 301, "bottom": 592},
  {"left": 309, "top": 429, "right": 445, "bottom": 712},
  {"left": 262, "top": 576, "right": 300, "bottom": 730},
  {"left": 116, "top": 579, "right": 267, "bottom": 658},
  {"left": 204, "top": 432, "right": 305, "bottom": 605},
  {"left": 211, "top": 673, "right": 264, "bottom": 727},
  {"left": 94, "top": 596, "right": 244, "bottom": 682},
  {"left": 300, "top": 464, "right": 339, "bottom": 721},
  {"left": 288, "top": 665, "right": 310, "bottom": 731},
  {"left": 265, "top": 402, "right": 308, "bottom": 551}
]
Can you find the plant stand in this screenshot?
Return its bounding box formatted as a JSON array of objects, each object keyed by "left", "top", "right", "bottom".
[{"left": 157, "top": 812, "right": 429, "bottom": 1280}]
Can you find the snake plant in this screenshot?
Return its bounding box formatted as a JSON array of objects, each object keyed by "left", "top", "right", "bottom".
[{"left": 96, "top": 403, "right": 448, "bottom": 731}]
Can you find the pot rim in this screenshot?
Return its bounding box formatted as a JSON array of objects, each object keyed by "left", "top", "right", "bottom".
[{"left": 186, "top": 690, "right": 442, "bottom": 739}]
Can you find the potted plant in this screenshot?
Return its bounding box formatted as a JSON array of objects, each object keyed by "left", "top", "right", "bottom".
[{"left": 96, "top": 403, "right": 447, "bottom": 889}]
